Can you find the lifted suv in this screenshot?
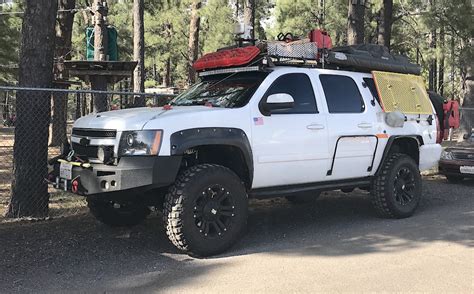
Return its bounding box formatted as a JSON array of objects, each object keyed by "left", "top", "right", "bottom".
[{"left": 50, "top": 65, "right": 441, "bottom": 256}]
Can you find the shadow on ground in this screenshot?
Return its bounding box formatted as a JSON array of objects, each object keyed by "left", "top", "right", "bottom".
[{"left": 0, "top": 177, "right": 472, "bottom": 293}]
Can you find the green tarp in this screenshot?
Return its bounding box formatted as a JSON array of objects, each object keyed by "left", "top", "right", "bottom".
[{"left": 86, "top": 26, "right": 118, "bottom": 61}]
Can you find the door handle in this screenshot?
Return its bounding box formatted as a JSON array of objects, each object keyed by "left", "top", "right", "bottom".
[
  {"left": 357, "top": 122, "right": 373, "bottom": 129},
  {"left": 307, "top": 124, "right": 325, "bottom": 130}
]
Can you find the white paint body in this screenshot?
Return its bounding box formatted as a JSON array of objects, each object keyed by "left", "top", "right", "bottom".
[{"left": 73, "top": 67, "right": 442, "bottom": 189}]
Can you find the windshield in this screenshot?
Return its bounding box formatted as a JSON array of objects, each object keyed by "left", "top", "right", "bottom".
[{"left": 171, "top": 72, "right": 268, "bottom": 108}]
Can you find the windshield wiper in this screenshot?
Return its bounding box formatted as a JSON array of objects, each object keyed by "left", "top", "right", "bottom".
[{"left": 173, "top": 100, "right": 222, "bottom": 107}]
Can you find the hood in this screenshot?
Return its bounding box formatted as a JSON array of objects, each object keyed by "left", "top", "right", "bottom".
[{"left": 73, "top": 106, "right": 224, "bottom": 131}]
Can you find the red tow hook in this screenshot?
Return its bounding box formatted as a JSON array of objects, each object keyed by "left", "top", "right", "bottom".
[{"left": 71, "top": 179, "right": 79, "bottom": 193}]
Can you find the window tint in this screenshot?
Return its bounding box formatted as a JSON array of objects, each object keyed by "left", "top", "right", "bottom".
[
  {"left": 264, "top": 73, "right": 317, "bottom": 114},
  {"left": 363, "top": 77, "right": 381, "bottom": 105},
  {"left": 320, "top": 75, "right": 365, "bottom": 113}
]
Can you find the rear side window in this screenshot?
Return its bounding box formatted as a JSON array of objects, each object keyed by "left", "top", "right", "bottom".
[
  {"left": 320, "top": 75, "right": 365, "bottom": 113},
  {"left": 363, "top": 77, "right": 381, "bottom": 104},
  {"left": 263, "top": 73, "right": 318, "bottom": 114}
]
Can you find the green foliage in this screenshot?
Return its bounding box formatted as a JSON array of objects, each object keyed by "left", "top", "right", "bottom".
[
  {"left": 144, "top": 0, "right": 190, "bottom": 87},
  {"left": 201, "top": 0, "right": 235, "bottom": 54},
  {"left": 2, "top": 0, "right": 472, "bottom": 97},
  {"left": 270, "top": 0, "right": 347, "bottom": 45},
  {"left": 0, "top": 3, "right": 22, "bottom": 84}
]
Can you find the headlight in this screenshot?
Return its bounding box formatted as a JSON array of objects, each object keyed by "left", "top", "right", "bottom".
[
  {"left": 118, "top": 130, "right": 162, "bottom": 156},
  {"left": 440, "top": 150, "right": 453, "bottom": 160}
]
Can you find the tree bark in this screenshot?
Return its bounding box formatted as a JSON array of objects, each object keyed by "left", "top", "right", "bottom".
[
  {"left": 438, "top": 25, "right": 445, "bottom": 96},
  {"left": 6, "top": 0, "right": 58, "bottom": 218},
  {"left": 132, "top": 0, "right": 145, "bottom": 106},
  {"left": 428, "top": 0, "right": 437, "bottom": 91},
  {"left": 243, "top": 0, "right": 255, "bottom": 41},
  {"left": 459, "top": 39, "right": 473, "bottom": 138},
  {"left": 163, "top": 57, "right": 171, "bottom": 87},
  {"left": 377, "top": 0, "right": 393, "bottom": 50},
  {"left": 50, "top": 0, "right": 76, "bottom": 147},
  {"left": 347, "top": 0, "right": 365, "bottom": 45},
  {"left": 91, "top": 0, "right": 108, "bottom": 112},
  {"left": 75, "top": 92, "right": 81, "bottom": 119},
  {"left": 187, "top": 0, "right": 201, "bottom": 85}
]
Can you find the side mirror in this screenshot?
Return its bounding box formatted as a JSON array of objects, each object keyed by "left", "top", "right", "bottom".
[{"left": 261, "top": 93, "right": 295, "bottom": 115}]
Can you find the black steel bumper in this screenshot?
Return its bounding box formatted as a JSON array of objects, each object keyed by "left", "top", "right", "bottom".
[{"left": 52, "top": 156, "right": 182, "bottom": 195}]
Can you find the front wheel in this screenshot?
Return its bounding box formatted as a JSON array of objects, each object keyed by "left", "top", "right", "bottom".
[
  {"left": 371, "top": 153, "right": 422, "bottom": 218},
  {"left": 163, "top": 164, "right": 248, "bottom": 257},
  {"left": 87, "top": 197, "right": 150, "bottom": 227}
]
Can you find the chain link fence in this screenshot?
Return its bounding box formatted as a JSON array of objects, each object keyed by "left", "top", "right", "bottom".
[
  {"left": 0, "top": 86, "right": 472, "bottom": 222},
  {"left": 0, "top": 86, "right": 175, "bottom": 222}
]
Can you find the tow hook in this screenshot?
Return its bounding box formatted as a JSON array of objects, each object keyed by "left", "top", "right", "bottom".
[{"left": 71, "top": 177, "right": 88, "bottom": 195}]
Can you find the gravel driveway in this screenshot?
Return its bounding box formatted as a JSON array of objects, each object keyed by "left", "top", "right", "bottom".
[{"left": 1, "top": 176, "right": 473, "bottom": 293}]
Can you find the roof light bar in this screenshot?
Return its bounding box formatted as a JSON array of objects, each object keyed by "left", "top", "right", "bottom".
[{"left": 198, "top": 66, "right": 261, "bottom": 77}]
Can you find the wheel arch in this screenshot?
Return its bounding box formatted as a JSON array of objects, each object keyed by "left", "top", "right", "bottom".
[
  {"left": 376, "top": 135, "right": 423, "bottom": 174},
  {"left": 170, "top": 128, "right": 253, "bottom": 188}
]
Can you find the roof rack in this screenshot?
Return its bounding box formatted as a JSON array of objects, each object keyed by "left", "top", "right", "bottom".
[{"left": 193, "top": 29, "right": 421, "bottom": 76}]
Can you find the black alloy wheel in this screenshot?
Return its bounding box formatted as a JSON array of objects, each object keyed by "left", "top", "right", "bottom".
[
  {"left": 163, "top": 164, "right": 248, "bottom": 257},
  {"left": 193, "top": 184, "right": 236, "bottom": 238},
  {"left": 371, "top": 153, "right": 422, "bottom": 218},
  {"left": 393, "top": 167, "right": 416, "bottom": 206}
]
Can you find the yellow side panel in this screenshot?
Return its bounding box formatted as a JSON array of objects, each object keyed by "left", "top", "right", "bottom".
[{"left": 372, "top": 71, "right": 433, "bottom": 115}]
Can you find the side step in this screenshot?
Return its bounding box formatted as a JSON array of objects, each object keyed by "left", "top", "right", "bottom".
[{"left": 249, "top": 177, "right": 372, "bottom": 199}]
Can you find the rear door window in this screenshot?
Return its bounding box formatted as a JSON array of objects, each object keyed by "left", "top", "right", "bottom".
[{"left": 320, "top": 75, "right": 365, "bottom": 113}]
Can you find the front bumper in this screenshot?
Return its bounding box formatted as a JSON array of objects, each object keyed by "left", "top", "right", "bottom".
[
  {"left": 438, "top": 159, "right": 474, "bottom": 178},
  {"left": 51, "top": 156, "right": 182, "bottom": 195}
]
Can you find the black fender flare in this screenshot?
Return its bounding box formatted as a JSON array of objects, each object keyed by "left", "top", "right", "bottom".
[
  {"left": 376, "top": 135, "right": 423, "bottom": 175},
  {"left": 170, "top": 127, "right": 254, "bottom": 184}
]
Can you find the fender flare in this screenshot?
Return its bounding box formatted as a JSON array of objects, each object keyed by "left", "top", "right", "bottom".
[
  {"left": 376, "top": 135, "right": 423, "bottom": 175},
  {"left": 170, "top": 127, "right": 254, "bottom": 184}
]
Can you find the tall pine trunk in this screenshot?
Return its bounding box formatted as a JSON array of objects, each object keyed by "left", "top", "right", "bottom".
[
  {"left": 438, "top": 26, "right": 445, "bottom": 96},
  {"left": 428, "top": 0, "right": 437, "bottom": 91},
  {"left": 377, "top": 0, "right": 393, "bottom": 50},
  {"left": 50, "top": 0, "right": 76, "bottom": 147},
  {"left": 243, "top": 0, "right": 255, "bottom": 41},
  {"left": 459, "top": 40, "right": 473, "bottom": 138},
  {"left": 6, "top": 0, "right": 58, "bottom": 218},
  {"left": 347, "top": 0, "right": 365, "bottom": 45},
  {"left": 133, "top": 0, "right": 145, "bottom": 106},
  {"left": 187, "top": 0, "right": 201, "bottom": 85},
  {"left": 91, "top": 0, "right": 108, "bottom": 112}
]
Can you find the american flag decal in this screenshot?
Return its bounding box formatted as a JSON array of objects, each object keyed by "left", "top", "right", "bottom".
[{"left": 253, "top": 117, "right": 264, "bottom": 126}]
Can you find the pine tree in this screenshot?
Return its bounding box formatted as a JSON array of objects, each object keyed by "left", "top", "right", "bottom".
[
  {"left": 50, "top": 0, "right": 76, "bottom": 147},
  {"left": 347, "top": 0, "right": 365, "bottom": 45},
  {"left": 7, "top": 0, "right": 58, "bottom": 218},
  {"left": 133, "top": 0, "right": 145, "bottom": 106},
  {"left": 187, "top": 0, "right": 202, "bottom": 85}
]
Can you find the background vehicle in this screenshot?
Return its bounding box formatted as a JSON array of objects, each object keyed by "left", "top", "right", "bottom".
[{"left": 439, "top": 133, "right": 474, "bottom": 183}]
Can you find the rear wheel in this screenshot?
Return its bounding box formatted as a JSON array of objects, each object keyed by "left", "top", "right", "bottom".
[
  {"left": 371, "top": 153, "right": 422, "bottom": 218},
  {"left": 87, "top": 197, "right": 150, "bottom": 227},
  {"left": 163, "top": 164, "right": 248, "bottom": 257},
  {"left": 446, "top": 175, "right": 464, "bottom": 184}
]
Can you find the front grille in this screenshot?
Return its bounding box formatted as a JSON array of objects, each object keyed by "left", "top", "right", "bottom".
[
  {"left": 452, "top": 152, "right": 474, "bottom": 161},
  {"left": 72, "top": 143, "right": 99, "bottom": 158},
  {"left": 72, "top": 128, "right": 117, "bottom": 138}
]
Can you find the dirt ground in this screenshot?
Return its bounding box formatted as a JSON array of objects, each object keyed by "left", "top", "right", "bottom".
[{"left": 0, "top": 176, "right": 472, "bottom": 293}]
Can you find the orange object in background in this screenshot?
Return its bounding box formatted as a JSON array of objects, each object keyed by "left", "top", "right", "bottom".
[
  {"left": 443, "top": 100, "right": 460, "bottom": 140},
  {"left": 443, "top": 100, "right": 460, "bottom": 128}
]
